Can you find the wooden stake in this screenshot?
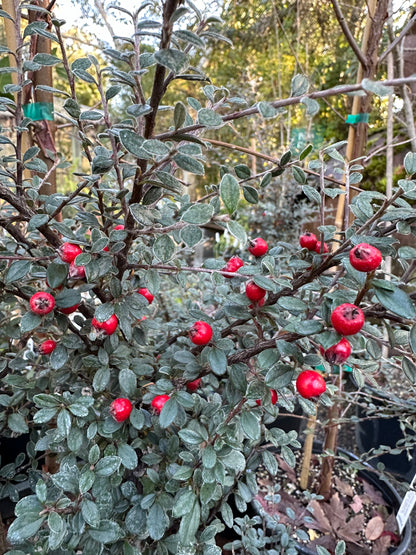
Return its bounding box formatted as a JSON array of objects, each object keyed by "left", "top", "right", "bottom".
[{"left": 299, "top": 412, "right": 317, "bottom": 490}]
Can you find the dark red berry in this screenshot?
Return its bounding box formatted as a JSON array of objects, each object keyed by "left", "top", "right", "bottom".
[
  {"left": 151, "top": 394, "right": 170, "bottom": 414},
  {"left": 223, "top": 256, "right": 244, "bottom": 278},
  {"left": 248, "top": 238, "right": 268, "bottom": 257},
  {"left": 138, "top": 287, "right": 154, "bottom": 304},
  {"left": 39, "top": 340, "right": 57, "bottom": 355},
  {"left": 324, "top": 337, "right": 351, "bottom": 365},
  {"left": 59, "top": 303, "right": 79, "bottom": 315},
  {"left": 245, "top": 281, "right": 266, "bottom": 302},
  {"left": 189, "top": 321, "right": 213, "bottom": 345},
  {"left": 331, "top": 303, "right": 364, "bottom": 336},
  {"left": 314, "top": 241, "right": 329, "bottom": 254},
  {"left": 186, "top": 378, "right": 201, "bottom": 392},
  {"left": 256, "top": 389, "right": 278, "bottom": 406},
  {"left": 114, "top": 224, "right": 124, "bottom": 230},
  {"left": 249, "top": 297, "right": 265, "bottom": 309},
  {"left": 349, "top": 243, "right": 382, "bottom": 272},
  {"left": 92, "top": 314, "right": 118, "bottom": 335},
  {"left": 69, "top": 261, "right": 86, "bottom": 280},
  {"left": 30, "top": 292, "right": 55, "bottom": 315},
  {"left": 58, "top": 242, "right": 82, "bottom": 264},
  {"left": 296, "top": 370, "right": 326, "bottom": 399},
  {"left": 299, "top": 232, "right": 317, "bottom": 250},
  {"left": 110, "top": 398, "right": 132, "bottom": 422}
]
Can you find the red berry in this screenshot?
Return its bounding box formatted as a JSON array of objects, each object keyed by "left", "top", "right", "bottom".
[
  {"left": 299, "top": 232, "right": 317, "bottom": 250},
  {"left": 68, "top": 261, "right": 86, "bottom": 280},
  {"left": 39, "top": 340, "right": 57, "bottom": 355},
  {"left": 58, "top": 242, "right": 82, "bottom": 264},
  {"left": 331, "top": 303, "right": 364, "bottom": 336},
  {"left": 296, "top": 370, "right": 326, "bottom": 399},
  {"left": 256, "top": 389, "right": 278, "bottom": 406},
  {"left": 186, "top": 378, "right": 201, "bottom": 392},
  {"left": 114, "top": 224, "right": 124, "bottom": 230},
  {"left": 110, "top": 398, "right": 132, "bottom": 422},
  {"left": 92, "top": 314, "right": 118, "bottom": 335},
  {"left": 349, "top": 243, "right": 382, "bottom": 272},
  {"left": 248, "top": 238, "right": 268, "bottom": 257},
  {"left": 223, "top": 256, "right": 244, "bottom": 278},
  {"left": 314, "top": 241, "right": 329, "bottom": 254},
  {"left": 138, "top": 287, "right": 154, "bottom": 304},
  {"left": 189, "top": 321, "right": 213, "bottom": 345},
  {"left": 151, "top": 394, "right": 170, "bottom": 414},
  {"left": 245, "top": 281, "right": 266, "bottom": 302},
  {"left": 59, "top": 303, "right": 79, "bottom": 315},
  {"left": 249, "top": 297, "right": 265, "bottom": 309},
  {"left": 324, "top": 337, "right": 351, "bottom": 365},
  {"left": 103, "top": 246, "right": 109, "bottom": 252},
  {"left": 30, "top": 292, "right": 55, "bottom": 315}
]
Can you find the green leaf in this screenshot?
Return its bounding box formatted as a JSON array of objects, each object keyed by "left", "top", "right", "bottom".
[
  {"left": 178, "top": 428, "right": 205, "bottom": 445},
  {"left": 153, "top": 234, "right": 175, "bottom": 262},
  {"left": 88, "top": 520, "right": 123, "bottom": 544},
  {"left": 159, "top": 397, "right": 178, "bottom": 428},
  {"left": 7, "top": 514, "right": 46, "bottom": 544},
  {"left": 220, "top": 174, "right": 240, "bottom": 214},
  {"left": 46, "top": 263, "right": 68, "bottom": 288},
  {"left": 265, "top": 365, "right": 294, "bottom": 389},
  {"left": 179, "top": 498, "right": 200, "bottom": 544},
  {"left": 174, "top": 153, "right": 205, "bottom": 175},
  {"left": 32, "top": 53, "right": 61, "bottom": 66},
  {"left": 127, "top": 103, "right": 152, "bottom": 117},
  {"left": 81, "top": 499, "right": 100, "bottom": 527},
  {"left": 302, "top": 184, "right": 321, "bottom": 204},
  {"left": 5, "top": 260, "right": 31, "bottom": 283},
  {"left": 262, "top": 450, "right": 278, "bottom": 475},
  {"left": 202, "top": 445, "right": 217, "bottom": 469},
  {"left": 243, "top": 185, "right": 258, "bottom": 204},
  {"left": 57, "top": 408, "right": 71, "bottom": 436},
  {"left": 172, "top": 490, "right": 197, "bottom": 518},
  {"left": 93, "top": 367, "right": 110, "bottom": 392},
  {"left": 227, "top": 220, "right": 247, "bottom": 244},
  {"left": 27, "top": 214, "right": 49, "bottom": 230},
  {"left": 119, "top": 130, "right": 151, "bottom": 159},
  {"left": 105, "top": 85, "right": 121, "bottom": 100},
  {"left": 50, "top": 344, "right": 68, "bottom": 370},
  {"left": 235, "top": 164, "right": 251, "bottom": 179},
  {"left": 300, "top": 144, "right": 313, "bottom": 160},
  {"left": 182, "top": 203, "right": 214, "bottom": 225},
  {"left": 95, "top": 456, "right": 121, "bottom": 476},
  {"left": 174, "top": 101, "right": 186, "bottom": 129},
  {"left": 180, "top": 225, "right": 202, "bottom": 247},
  {"left": 362, "top": 78, "right": 391, "bottom": 98},
  {"left": 291, "top": 74, "right": 309, "bottom": 96},
  {"left": 8, "top": 413, "right": 29, "bottom": 434},
  {"left": 198, "top": 108, "right": 223, "bottom": 127},
  {"left": 118, "top": 443, "right": 138, "bottom": 470},
  {"left": 208, "top": 347, "right": 227, "bottom": 375},
  {"left": 119, "top": 368, "right": 136, "bottom": 397},
  {"left": 292, "top": 166, "right": 306, "bottom": 184},
  {"left": 301, "top": 96, "right": 319, "bottom": 117},
  {"left": 402, "top": 357, "right": 416, "bottom": 384},
  {"left": 335, "top": 540, "right": 346, "bottom": 555},
  {"left": 154, "top": 48, "right": 189, "bottom": 73},
  {"left": 220, "top": 449, "right": 246, "bottom": 472},
  {"left": 79, "top": 469, "right": 95, "bottom": 494},
  {"left": 240, "top": 411, "right": 260, "bottom": 440},
  {"left": 404, "top": 152, "right": 416, "bottom": 176},
  {"left": 48, "top": 511, "right": 63, "bottom": 535},
  {"left": 374, "top": 283, "right": 416, "bottom": 319},
  {"left": 20, "top": 312, "right": 42, "bottom": 333},
  {"left": 278, "top": 297, "right": 307, "bottom": 314},
  {"left": 33, "top": 393, "right": 61, "bottom": 408},
  {"left": 147, "top": 503, "right": 169, "bottom": 540},
  {"left": 257, "top": 101, "right": 278, "bottom": 119},
  {"left": 143, "top": 139, "right": 170, "bottom": 156}
]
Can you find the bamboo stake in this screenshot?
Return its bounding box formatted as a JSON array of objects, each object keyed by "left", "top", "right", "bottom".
[{"left": 299, "top": 413, "right": 317, "bottom": 490}]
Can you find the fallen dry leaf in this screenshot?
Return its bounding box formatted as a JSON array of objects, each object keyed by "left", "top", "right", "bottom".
[
  {"left": 334, "top": 475, "right": 354, "bottom": 497},
  {"left": 350, "top": 494, "right": 363, "bottom": 514},
  {"left": 365, "top": 515, "right": 384, "bottom": 541}
]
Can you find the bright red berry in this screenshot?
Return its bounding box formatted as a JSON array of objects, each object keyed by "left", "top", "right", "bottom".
[
  {"left": 59, "top": 303, "right": 79, "bottom": 315},
  {"left": 189, "top": 321, "right": 213, "bottom": 345},
  {"left": 314, "top": 241, "right": 329, "bottom": 254},
  {"left": 138, "top": 287, "right": 154, "bottom": 304},
  {"left": 324, "top": 337, "right": 351, "bottom": 365},
  {"left": 248, "top": 238, "right": 268, "bottom": 257},
  {"left": 331, "top": 303, "right": 364, "bottom": 336},
  {"left": 245, "top": 281, "right": 266, "bottom": 302},
  {"left": 38, "top": 340, "right": 57, "bottom": 355},
  {"left": 151, "top": 394, "right": 170, "bottom": 414},
  {"left": 296, "top": 370, "right": 326, "bottom": 399},
  {"left": 299, "top": 232, "right": 317, "bottom": 250},
  {"left": 349, "top": 243, "right": 382, "bottom": 272},
  {"left": 223, "top": 256, "right": 244, "bottom": 278},
  {"left": 92, "top": 314, "right": 118, "bottom": 335},
  {"left": 68, "top": 261, "right": 86, "bottom": 280},
  {"left": 114, "top": 224, "right": 124, "bottom": 230},
  {"left": 30, "top": 292, "right": 55, "bottom": 315},
  {"left": 249, "top": 297, "right": 265, "bottom": 309},
  {"left": 58, "top": 242, "right": 82, "bottom": 264},
  {"left": 110, "top": 398, "right": 132, "bottom": 422},
  {"left": 186, "top": 378, "right": 201, "bottom": 392},
  {"left": 256, "top": 389, "right": 278, "bottom": 406}
]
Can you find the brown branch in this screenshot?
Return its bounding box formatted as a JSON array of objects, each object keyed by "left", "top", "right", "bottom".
[
  {"left": 379, "top": 11, "right": 416, "bottom": 63},
  {"left": 330, "top": 0, "right": 368, "bottom": 69}
]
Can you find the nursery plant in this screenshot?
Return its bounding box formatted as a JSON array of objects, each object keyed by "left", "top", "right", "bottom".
[{"left": 0, "top": 1, "right": 416, "bottom": 554}]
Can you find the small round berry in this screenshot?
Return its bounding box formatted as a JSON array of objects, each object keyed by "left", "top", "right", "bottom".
[
  {"left": 186, "top": 378, "right": 202, "bottom": 392},
  {"left": 256, "top": 389, "right": 278, "bottom": 406},
  {"left": 30, "top": 292, "right": 55, "bottom": 315},
  {"left": 189, "top": 321, "right": 213, "bottom": 346},
  {"left": 151, "top": 394, "right": 170, "bottom": 414},
  {"left": 248, "top": 238, "right": 268, "bottom": 257},
  {"left": 92, "top": 314, "right": 118, "bottom": 335},
  {"left": 314, "top": 241, "right": 329, "bottom": 254},
  {"left": 69, "top": 261, "right": 86, "bottom": 280},
  {"left": 349, "top": 243, "right": 382, "bottom": 272},
  {"left": 39, "top": 340, "right": 57, "bottom": 355},
  {"left": 331, "top": 303, "right": 365, "bottom": 336},
  {"left": 59, "top": 303, "right": 79, "bottom": 315},
  {"left": 138, "top": 287, "right": 154, "bottom": 304},
  {"left": 223, "top": 256, "right": 244, "bottom": 278},
  {"left": 299, "top": 232, "right": 317, "bottom": 251},
  {"left": 114, "top": 224, "right": 124, "bottom": 231},
  {"left": 249, "top": 297, "right": 265, "bottom": 309},
  {"left": 324, "top": 337, "right": 351, "bottom": 365},
  {"left": 110, "top": 398, "right": 132, "bottom": 422},
  {"left": 245, "top": 281, "right": 266, "bottom": 302},
  {"left": 296, "top": 371, "right": 326, "bottom": 399},
  {"left": 58, "top": 242, "right": 82, "bottom": 264}
]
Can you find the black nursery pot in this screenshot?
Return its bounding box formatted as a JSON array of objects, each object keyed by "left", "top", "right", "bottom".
[
  {"left": 252, "top": 443, "right": 412, "bottom": 555},
  {"left": 355, "top": 387, "right": 416, "bottom": 482}
]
